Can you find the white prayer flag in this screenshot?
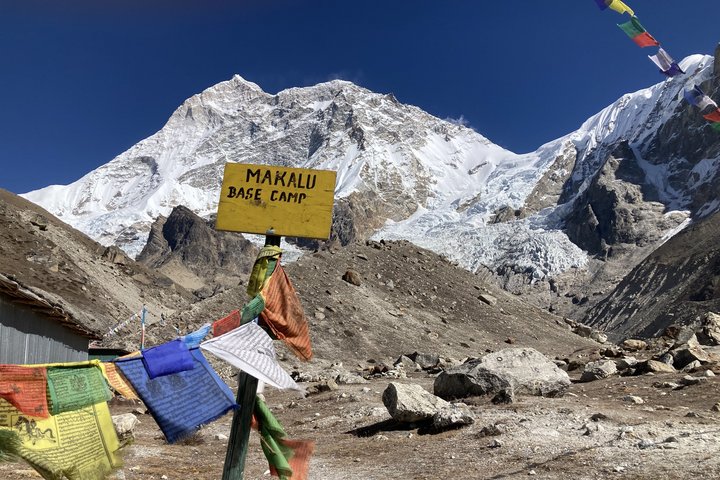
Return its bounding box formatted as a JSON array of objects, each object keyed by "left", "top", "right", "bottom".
[{"left": 200, "top": 322, "right": 300, "bottom": 391}]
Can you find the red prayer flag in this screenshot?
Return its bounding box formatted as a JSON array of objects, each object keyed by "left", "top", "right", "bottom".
[
  {"left": 0, "top": 365, "right": 49, "bottom": 418},
  {"left": 212, "top": 309, "right": 241, "bottom": 337},
  {"left": 631, "top": 32, "right": 659, "bottom": 48},
  {"left": 703, "top": 109, "right": 720, "bottom": 123}
]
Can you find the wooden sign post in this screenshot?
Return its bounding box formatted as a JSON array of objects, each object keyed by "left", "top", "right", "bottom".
[{"left": 216, "top": 163, "right": 335, "bottom": 480}]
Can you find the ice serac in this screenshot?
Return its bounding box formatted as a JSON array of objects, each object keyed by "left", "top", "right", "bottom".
[{"left": 21, "top": 53, "right": 720, "bottom": 283}]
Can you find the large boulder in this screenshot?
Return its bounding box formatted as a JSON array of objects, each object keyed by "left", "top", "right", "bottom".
[
  {"left": 382, "top": 382, "right": 450, "bottom": 423},
  {"left": 434, "top": 363, "right": 513, "bottom": 401},
  {"left": 435, "top": 348, "right": 571, "bottom": 399}
]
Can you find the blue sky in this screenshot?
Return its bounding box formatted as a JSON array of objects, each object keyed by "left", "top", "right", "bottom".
[{"left": 1, "top": 0, "right": 718, "bottom": 194}]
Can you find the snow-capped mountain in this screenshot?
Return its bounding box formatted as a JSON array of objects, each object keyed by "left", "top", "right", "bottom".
[{"left": 22, "top": 52, "right": 720, "bottom": 283}]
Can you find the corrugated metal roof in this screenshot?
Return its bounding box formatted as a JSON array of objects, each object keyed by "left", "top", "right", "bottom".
[{"left": 0, "top": 273, "right": 101, "bottom": 340}]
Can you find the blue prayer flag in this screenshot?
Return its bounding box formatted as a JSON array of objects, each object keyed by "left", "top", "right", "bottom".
[
  {"left": 181, "top": 323, "right": 211, "bottom": 348},
  {"left": 142, "top": 339, "right": 195, "bottom": 379},
  {"left": 115, "top": 348, "right": 236, "bottom": 443}
]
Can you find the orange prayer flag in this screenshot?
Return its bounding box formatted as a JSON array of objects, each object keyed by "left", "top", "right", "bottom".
[
  {"left": 101, "top": 362, "right": 138, "bottom": 400},
  {"left": 259, "top": 265, "right": 313, "bottom": 361}
]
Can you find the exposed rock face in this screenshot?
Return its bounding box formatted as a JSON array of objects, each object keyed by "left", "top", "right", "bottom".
[
  {"left": 564, "top": 143, "right": 685, "bottom": 257},
  {"left": 136, "top": 205, "right": 257, "bottom": 293},
  {"left": 584, "top": 210, "right": 720, "bottom": 341}
]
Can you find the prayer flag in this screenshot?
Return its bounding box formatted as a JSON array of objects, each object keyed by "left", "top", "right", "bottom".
[
  {"left": 0, "top": 366, "right": 49, "bottom": 419},
  {"left": 648, "top": 48, "right": 684, "bottom": 77},
  {"left": 254, "top": 397, "right": 314, "bottom": 480},
  {"left": 608, "top": 0, "right": 634, "bottom": 16},
  {"left": 46, "top": 364, "right": 113, "bottom": 415},
  {"left": 200, "top": 323, "right": 300, "bottom": 391},
  {"left": 213, "top": 310, "right": 242, "bottom": 337},
  {"left": 100, "top": 362, "right": 138, "bottom": 400},
  {"left": 141, "top": 339, "right": 195, "bottom": 379},
  {"left": 683, "top": 85, "right": 706, "bottom": 106},
  {"left": 711, "top": 122, "right": 720, "bottom": 132},
  {"left": 0, "top": 398, "right": 121, "bottom": 480},
  {"left": 703, "top": 109, "right": 720, "bottom": 123},
  {"left": 115, "top": 348, "right": 236, "bottom": 443},
  {"left": 617, "top": 17, "right": 658, "bottom": 47},
  {"left": 181, "top": 323, "right": 211, "bottom": 348},
  {"left": 247, "top": 245, "right": 283, "bottom": 297},
  {"left": 259, "top": 264, "right": 313, "bottom": 361},
  {"left": 594, "top": 0, "right": 611, "bottom": 10}
]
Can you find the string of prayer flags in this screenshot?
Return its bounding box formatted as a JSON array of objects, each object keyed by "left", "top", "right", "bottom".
[
  {"left": 181, "top": 323, "right": 211, "bottom": 348},
  {"left": 141, "top": 339, "right": 195, "bottom": 379},
  {"left": 0, "top": 365, "right": 49, "bottom": 418},
  {"left": 0, "top": 398, "right": 121, "bottom": 480},
  {"left": 200, "top": 323, "right": 300, "bottom": 391},
  {"left": 648, "top": 48, "right": 685, "bottom": 77},
  {"left": 254, "top": 396, "right": 314, "bottom": 480},
  {"left": 99, "top": 362, "right": 138, "bottom": 400},
  {"left": 617, "top": 17, "right": 658, "bottom": 47},
  {"left": 213, "top": 310, "right": 241, "bottom": 337},
  {"left": 259, "top": 264, "right": 313, "bottom": 361},
  {"left": 115, "top": 348, "right": 236, "bottom": 443},
  {"left": 46, "top": 364, "right": 113, "bottom": 415}
]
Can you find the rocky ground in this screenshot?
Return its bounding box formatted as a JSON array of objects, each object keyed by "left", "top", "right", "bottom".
[
  {"left": 3, "top": 364, "right": 719, "bottom": 480},
  {"left": 3, "top": 190, "right": 720, "bottom": 479}
]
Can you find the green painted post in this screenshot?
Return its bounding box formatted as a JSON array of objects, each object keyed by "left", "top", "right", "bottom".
[
  {"left": 221, "top": 233, "right": 282, "bottom": 480},
  {"left": 221, "top": 372, "right": 259, "bottom": 480}
]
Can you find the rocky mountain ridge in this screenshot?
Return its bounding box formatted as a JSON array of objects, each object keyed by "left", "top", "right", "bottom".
[{"left": 19, "top": 46, "right": 720, "bottom": 340}]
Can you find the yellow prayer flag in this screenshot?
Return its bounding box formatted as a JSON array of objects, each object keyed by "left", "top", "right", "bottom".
[
  {"left": 608, "top": 0, "right": 634, "bottom": 16},
  {"left": 0, "top": 398, "right": 121, "bottom": 480}
]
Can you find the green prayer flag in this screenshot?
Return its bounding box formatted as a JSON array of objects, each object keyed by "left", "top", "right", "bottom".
[
  {"left": 255, "top": 397, "right": 294, "bottom": 480},
  {"left": 618, "top": 17, "right": 645, "bottom": 37},
  {"left": 712, "top": 122, "right": 720, "bottom": 132},
  {"left": 47, "top": 365, "right": 113, "bottom": 415}
]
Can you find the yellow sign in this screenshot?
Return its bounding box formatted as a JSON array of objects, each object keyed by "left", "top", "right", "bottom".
[{"left": 215, "top": 163, "right": 337, "bottom": 239}]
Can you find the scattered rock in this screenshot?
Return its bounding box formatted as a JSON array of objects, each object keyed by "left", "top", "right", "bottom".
[
  {"left": 488, "top": 438, "right": 503, "bottom": 448},
  {"left": 580, "top": 360, "right": 618, "bottom": 382},
  {"left": 639, "top": 360, "right": 676, "bottom": 374},
  {"left": 622, "top": 339, "right": 647, "bottom": 351},
  {"left": 407, "top": 352, "right": 440, "bottom": 370},
  {"left": 342, "top": 269, "right": 362, "bottom": 286},
  {"left": 698, "top": 312, "right": 720, "bottom": 345},
  {"left": 678, "top": 375, "right": 707, "bottom": 387},
  {"left": 335, "top": 373, "right": 369, "bottom": 385},
  {"left": 590, "top": 331, "right": 608, "bottom": 344},
  {"left": 478, "top": 293, "right": 497, "bottom": 306},
  {"left": 431, "top": 404, "right": 475, "bottom": 431},
  {"left": 112, "top": 413, "right": 139, "bottom": 443},
  {"left": 622, "top": 395, "right": 644, "bottom": 405}
]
